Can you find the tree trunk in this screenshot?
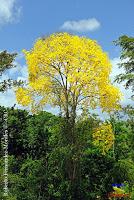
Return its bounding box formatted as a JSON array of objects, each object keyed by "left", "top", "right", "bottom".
[{"left": 64, "top": 105, "right": 79, "bottom": 189}]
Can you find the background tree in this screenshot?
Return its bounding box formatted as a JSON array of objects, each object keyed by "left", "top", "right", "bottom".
[
  {"left": 114, "top": 35, "right": 134, "bottom": 97},
  {"left": 0, "top": 50, "right": 23, "bottom": 92},
  {"left": 0, "top": 51, "right": 17, "bottom": 75}
]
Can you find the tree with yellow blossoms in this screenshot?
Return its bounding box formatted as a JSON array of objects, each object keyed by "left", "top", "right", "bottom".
[
  {"left": 15, "top": 32, "right": 121, "bottom": 182},
  {"left": 16, "top": 32, "right": 121, "bottom": 117},
  {"left": 92, "top": 123, "right": 115, "bottom": 155}
]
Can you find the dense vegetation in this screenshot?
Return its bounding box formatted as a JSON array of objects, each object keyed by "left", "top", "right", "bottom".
[{"left": 0, "top": 106, "right": 134, "bottom": 200}]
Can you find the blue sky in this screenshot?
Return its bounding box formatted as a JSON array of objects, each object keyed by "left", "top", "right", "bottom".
[
  {"left": 0, "top": 0, "right": 133, "bottom": 117},
  {"left": 0, "top": 0, "right": 134, "bottom": 58}
]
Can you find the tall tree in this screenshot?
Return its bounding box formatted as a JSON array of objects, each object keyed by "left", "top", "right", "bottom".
[
  {"left": 114, "top": 35, "right": 134, "bottom": 96},
  {"left": 15, "top": 32, "right": 121, "bottom": 183}
]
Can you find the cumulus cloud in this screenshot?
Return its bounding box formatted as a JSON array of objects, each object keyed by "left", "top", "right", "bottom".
[
  {"left": 60, "top": 18, "right": 101, "bottom": 32},
  {"left": 0, "top": 0, "right": 21, "bottom": 26}
]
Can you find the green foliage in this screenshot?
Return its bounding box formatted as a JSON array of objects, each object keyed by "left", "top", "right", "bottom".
[
  {"left": 0, "top": 51, "right": 24, "bottom": 92},
  {"left": 114, "top": 35, "right": 134, "bottom": 95},
  {"left": 0, "top": 106, "right": 134, "bottom": 199},
  {"left": 0, "top": 51, "right": 17, "bottom": 75},
  {"left": 80, "top": 151, "right": 115, "bottom": 199}
]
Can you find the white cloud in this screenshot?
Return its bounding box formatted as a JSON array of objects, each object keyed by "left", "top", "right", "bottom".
[
  {"left": 0, "top": 0, "right": 21, "bottom": 26},
  {"left": 45, "top": 104, "right": 59, "bottom": 115},
  {"left": 0, "top": 89, "right": 17, "bottom": 107},
  {"left": 110, "top": 57, "right": 122, "bottom": 79},
  {"left": 60, "top": 18, "right": 100, "bottom": 32}
]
